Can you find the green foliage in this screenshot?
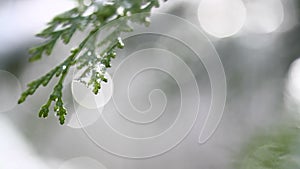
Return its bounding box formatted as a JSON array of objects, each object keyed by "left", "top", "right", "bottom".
[
  {"left": 18, "top": 0, "right": 164, "bottom": 124},
  {"left": 235, "top": 126, "right": 300, "bottom": 169}
]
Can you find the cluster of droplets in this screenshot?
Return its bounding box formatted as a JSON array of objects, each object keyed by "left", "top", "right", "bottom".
[
  {"left": 39, "top": 83, "right": 67, "bottom": 125},
  {"left": 36, "top": 51, "right": 77, "bottom": 124},
  {"left": 75, "top": 37, "right": 124, "bottom": 95}
]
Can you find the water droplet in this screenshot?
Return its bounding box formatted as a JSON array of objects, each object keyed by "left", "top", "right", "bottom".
[
  {"left": 96, "top": 53, "right": 101, "bottom": 59},
  {"left": 71, "top": 13, "right": 79, "bottom": 18},
  {"left": 54, "top": 24, "right": 71, "bottom": 32},
  {"left": 83, "top": 0, "right": 92, "bottom": 6},
  {"left": 83, "top": 6, "right": 96, "bottom": 17},
  {"left": 117, "top": 37, "right": 124, "bottom": 48},
  {"left": 95, "top": 64, "right": 101, "bottom": 72},
  {"left": 141, "top": 2, "right": 151, "bottom": 10},
  {"left": 117, "top": 6, "right": 125, "bottom": 16},
  {"left": 126, "top": 11, "right": 132, "bottom": 16},
  {"left": 103, "top": 1, "right": 114, "bottom": 6},
  {"left": 71, "top": 47, "right": 78, "bottom": 52},
  {"left": 100, "top": 64, "right": 106, "bottom": 72}
]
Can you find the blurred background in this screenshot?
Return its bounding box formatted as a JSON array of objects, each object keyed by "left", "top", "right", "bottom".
[{"left": 1, "top": 0, "right": 300, "bottom": 168}]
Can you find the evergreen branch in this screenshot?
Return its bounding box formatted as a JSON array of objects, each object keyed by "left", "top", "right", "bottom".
[
  {"left": 235, "top": 127, "right": 300, "bottom": 169},
  {"left": 18, "top": 0, "right": 165, "bottom": 124}
]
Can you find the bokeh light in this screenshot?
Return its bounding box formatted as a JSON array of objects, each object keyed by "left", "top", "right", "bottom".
[
  {"left": 244, "top": 0, "right": 284, "bottom": 34},
  {"left": 71, "top": 72, "right": 113, "bottom": 109},
  {"left": 197, "top": 0, "right": 246, "bottom": 38},
  {"left": 67, "top": 104, "right": 104, "bottom": 128},
  {"left": 286, "top": 58, "right": 300, "bottom": 106},
  {"left": 0, "top": 70, "right": 21, "bottom": 113}
]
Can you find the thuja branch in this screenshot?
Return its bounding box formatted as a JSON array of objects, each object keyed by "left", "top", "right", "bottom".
[
  {"left": 235, "top": 126, "right": 300, "bottom": 169},
  {"left": 18, "top": 0, "right": 165, "bottom": 124}
]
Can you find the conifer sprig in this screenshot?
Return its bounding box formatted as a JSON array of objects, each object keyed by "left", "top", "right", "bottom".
[{"left": 18, "top": 0, "right": 164, "bottom": 124}]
